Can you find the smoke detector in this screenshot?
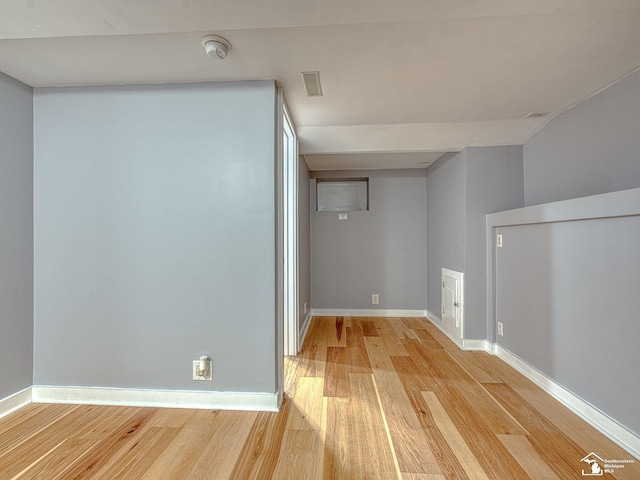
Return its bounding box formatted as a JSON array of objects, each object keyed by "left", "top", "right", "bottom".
[{"left": 202, "top": 35, "right": 231, "bottom": 60}]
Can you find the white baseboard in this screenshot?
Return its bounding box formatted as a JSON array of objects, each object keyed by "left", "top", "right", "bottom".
[
  {"left": 299, "top": 311, "right": 313, "bottom": 348},
  {"left": 424, "top": 312, "right": 640, "bottom": 457},
  {"left": 32, "top": 386, "right": 280, "bottom": 412},
  {"left": 462, "top": 339, "right": 492, "bottom": 351},
  {"left": 311, "top": 308, "right": 427, "bottom": 318},
  {"left": 425, "top": 311, "right": 491, "bottom": 351},
  {"left": 493, "top": 346, "right": 640, "bottom": 459},
  {"left": 0, "top": 387, "right": 32, "bottom": 419}
]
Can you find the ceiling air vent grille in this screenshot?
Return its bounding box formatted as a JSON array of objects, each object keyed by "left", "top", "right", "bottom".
[{"left": 301, "top": 71, "right": 323, "bottom": 97}]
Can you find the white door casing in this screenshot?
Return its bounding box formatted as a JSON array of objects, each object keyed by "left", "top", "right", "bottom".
[{"left": 282, "top": 98, "right": 299, "bottom": 357}]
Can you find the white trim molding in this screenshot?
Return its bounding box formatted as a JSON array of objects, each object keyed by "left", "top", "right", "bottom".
[
  {"left": 298, "top": 311, "right": 313, "bottom": 350},
  {"left": 276, "top": 388, "right": 284, "bottom": 409},
  {"left": 426, "top": 311, "right": 640, "bottom": 457},
  {"left": 311, "top": 308, "right": 427, "bottom": 318},
  {"left": 0, "top": 387, "right": 32, "bottom": 419},
  {"left": 462, "top": 339, "right": 492, "bottom": 352},
  {"left": 426, "top": 311, "right": 491, "bottom": 352},
  {"left": 493, "top": 346, "right": 640, "bottom": 459},
  {"left": 32, "top": 386, "right": 280, "bottom": 413}
]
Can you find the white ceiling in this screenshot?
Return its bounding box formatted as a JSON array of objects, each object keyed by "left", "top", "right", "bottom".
[{"left": 1, "top": 1, "right": 640, "bottom": 171}]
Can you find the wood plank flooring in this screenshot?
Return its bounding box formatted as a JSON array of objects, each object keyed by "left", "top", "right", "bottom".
[{"left": 0, "top": 317, "right": 637, "bottom": 479}]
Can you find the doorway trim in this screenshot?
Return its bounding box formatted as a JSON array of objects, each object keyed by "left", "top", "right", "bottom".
[{"left": 282, "top": 99, "right": 299, "bottom": 357}]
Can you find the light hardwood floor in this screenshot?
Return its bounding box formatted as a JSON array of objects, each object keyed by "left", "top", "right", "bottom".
[{"left": 0, "top": 317, "right": 637, "bottom": 479}]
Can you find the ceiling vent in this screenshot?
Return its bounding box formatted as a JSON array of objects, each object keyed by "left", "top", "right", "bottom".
[
  {"left": 301, "top": 71, "right": 323, "bottom": 97},
  {"left": 524, "top": 112, "right": 548, "bottom": 119}
]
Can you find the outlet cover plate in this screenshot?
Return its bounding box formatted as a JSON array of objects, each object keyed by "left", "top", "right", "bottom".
[{"left": 193, "top": 360, "right": 213, "bottom": 381}]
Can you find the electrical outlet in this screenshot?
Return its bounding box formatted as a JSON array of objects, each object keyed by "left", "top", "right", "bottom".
[
  {"left": 372, "top": 294, "right": 379, "bottom": 305},
  {"left": 193, "top": 358, "right": 213, "bottom": 381},
  {"left": 496, "top": 234, "right": 503, "bottom": 248},
  {"left": 304, "top": 302, "right": 308, "bottom": 314},
  {"left": 497, "top": 322, "right": 504, "bottom": 336}
]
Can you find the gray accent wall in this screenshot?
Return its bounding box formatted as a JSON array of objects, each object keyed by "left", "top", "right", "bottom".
[
  {"left": 298, "top": 157, "right": 311, "bottom": 330},
  {"left": 311, "top": 169, "right": 427, "bottom": 310},
  {"left": 465, "top": 146, "right": 524, "bottom": 339},
  {"left": 0, "top": 72, "right": 33, "bottom": 401},
  {"left": 426, "top": 151, "right": 466, "bottom": 317},
  {"left": 489, "top": 189, "right": 640, "bottom": 436},
  {"left": 494, "top": 71, "right": 640, "bottom": 440},
  {"left": 525, "top": 68, "right": 640, "bottom": 206},
  {"left": 33, "top": 81, "right": 278, "bottom": 393},
  {"left": 426, "top": 147, "right": 523, "bottom": 338}
]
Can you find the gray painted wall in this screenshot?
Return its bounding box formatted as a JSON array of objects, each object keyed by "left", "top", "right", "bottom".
[
  {"left": 425, "top": 148, "right": 524, "bottom": 339},
  {"left": 494, "top": 71, "right": 640, "bottom": 439},
  {"left": 493, "top": 208, "right": 640, "bottom": 436},
  {"left": 465, "top": 146, "right": 524, "bottom": 339},
  {"left": 426, "top": 151, "right": 466, "bottom": 317},
  {"left": 33, "top": 81, "right": 278, "bottom": 393},
  {"left": 311, "top": 169, "right": 427, "bottom": 310},
  {"left": 0, "top": 73, "right": 34, "bottom": 401},
  {"left": 525, "top": 68, "right": 640, "bottom": 206},
  {"left": 297, "top": 157, "right": 311, "bottom": 334}
]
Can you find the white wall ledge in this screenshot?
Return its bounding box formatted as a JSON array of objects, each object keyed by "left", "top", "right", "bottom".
[{"left": 487, "top": 186, "right": 640, "bottom": 227}]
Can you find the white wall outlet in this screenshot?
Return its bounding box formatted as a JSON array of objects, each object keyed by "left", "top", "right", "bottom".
[
  {"left": 372, "top": 294, "right": 379, "bottom": 305},
  {"left": 338, "top": 213, "right": 348, "bottom": 220},
  {"left": 193, "top": 357, "right": 213, "bottom": 381},
  {"left": 304, "top": 302, "right": 308, "bottom": 314},
  {"left": 497, "top": 322, "right": 504, "bottom": 336},
  {"left": 496, "top": 234, "right": 503, "bottom": 248}
]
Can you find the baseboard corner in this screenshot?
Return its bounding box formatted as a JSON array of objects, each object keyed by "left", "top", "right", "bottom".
[{"left": 0, "top": 387, "right": 32, "bottom": 419}]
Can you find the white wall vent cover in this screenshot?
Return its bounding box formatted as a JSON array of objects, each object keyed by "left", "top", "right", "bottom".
[{"left": 301, "top": 71, "right": 323, "bottom": 97}]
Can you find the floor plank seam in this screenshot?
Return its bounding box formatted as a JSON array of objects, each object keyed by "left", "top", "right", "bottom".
[{"left": 370, "top": 373, "right": 405, "bottom": 480}]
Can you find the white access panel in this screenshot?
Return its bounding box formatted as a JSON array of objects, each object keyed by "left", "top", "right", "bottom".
[{"left": 442, "top": 268, "right": 464, "bottom": 340}]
